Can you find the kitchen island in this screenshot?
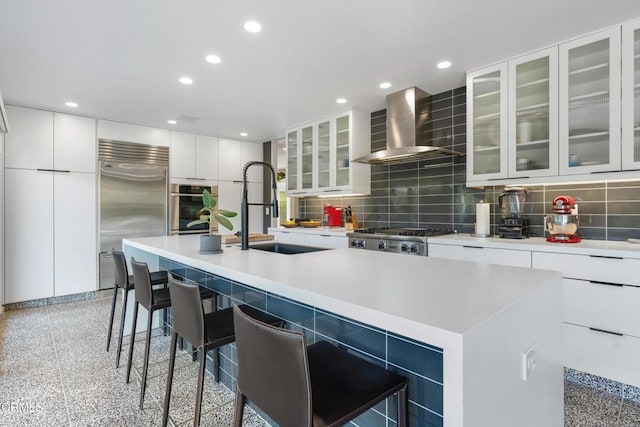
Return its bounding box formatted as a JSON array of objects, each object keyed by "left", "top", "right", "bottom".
[{"left": 123, "top": 234, "right": 563, "bottom": 427}]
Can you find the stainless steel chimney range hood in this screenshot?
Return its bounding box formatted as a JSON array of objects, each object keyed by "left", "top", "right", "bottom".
[{"left": 353, "top": 87, "right": 464, "bottom": 166}]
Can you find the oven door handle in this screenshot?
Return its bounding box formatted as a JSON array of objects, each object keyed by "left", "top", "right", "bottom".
[{"left": 170, "top": 193, "right": 210, "bottom": 197}]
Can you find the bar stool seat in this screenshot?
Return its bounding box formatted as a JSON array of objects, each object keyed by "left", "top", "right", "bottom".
[
  {"left": 232, "top": 304, "right": 409, "bottom": 427},
  {"left": 106, "top": 250, "right": 170, "bottom": 369}
]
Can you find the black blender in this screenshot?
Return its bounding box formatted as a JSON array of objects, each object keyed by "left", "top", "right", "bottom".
[{"left": 498, "top": 187, "right": 529, "bottom": 239}]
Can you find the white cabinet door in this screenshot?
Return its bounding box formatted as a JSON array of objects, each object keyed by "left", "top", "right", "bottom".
[
  {"left": 622, "top": 18, "right": 640, "bottom": 170},
  {"left": 170, "top": 131, "right": 196, "bottom": 179},
  {"left": 54, "top": 172, "right": 97, "bottom": 295},
  {"left": 5, "top": 169, "right": 54, "bottom": 303},
  {"left": 467, "top": 63, "right": 509, "bottom": 182},
  {"left": 195, "top": 135, "right": 218, "bottom": 180},
  {"left": 242, "top": 141, "right": 264, "bottom": 182},
  {"left": 559, "top": 27, "right": 621, "bottom": 174},
  {"left": 54, "top": 113, "right": 96, "bottom": 173},
  {"left": 304, "top": 234, "right": 348, "bottom": 249},
  {"left": 4, "top": 106, "right": 54, "bottom": 170},
  {"left": 428, "top": 243, "right": 531, "bottom": 268},
  {"left": 270, "top": 230, "right": 305, "bottom": 244},
  {"left": 218, "top": 181, "right": 263, "bottom": 234},
  {"left": 218, "top": 138, "right": 244, "bottom": 181},
  {"left": 97, "top": 120, "right": 170, "bottom": 147}
]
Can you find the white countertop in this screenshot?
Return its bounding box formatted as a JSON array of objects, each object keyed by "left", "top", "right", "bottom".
[
  {"left": 428, "top": 234, "right": 640, "bottom": 258},
  {"left": 123, "top": 235, "right": 559, "bottom": 346},
  {"left": 267, "top": 226, "right": 347, "bottom": 236}
]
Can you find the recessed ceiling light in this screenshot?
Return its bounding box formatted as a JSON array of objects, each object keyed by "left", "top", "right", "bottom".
[
  {"left": 240, "top": 132, "right": 248, "bottom": 137},
  {"left": 167, "top": 120, "right": 177, "bottom": 125},
  {"left": 65, "top": 101, "right": 78, "bottom": 108},
  {"left": 179, "top": 76, "right": 193, "bottom": 85},
  {"left": 379, "top": 82, "right": 391, "bottom": 89},
  {"left": 205, "top": 54, "right": 221, "bottom": 64},
  {"left": 244, "top": 21, "right": 262, "bottom": 33},
  {"left": 437, "top": 61, "right": 452, "bottom": 69},
  {"left": 336, "top": 98, "right": 347, "bottom": 104}
]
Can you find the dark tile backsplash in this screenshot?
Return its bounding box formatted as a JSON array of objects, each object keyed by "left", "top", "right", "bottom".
[{"left": 299, "top": 87, "right": 640, "bottom": 241}]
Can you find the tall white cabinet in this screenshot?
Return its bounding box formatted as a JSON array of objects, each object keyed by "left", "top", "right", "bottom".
[
  {"left": 622, "top": 18, "right": 640, "bottom": 170},
  {"left": 169, "top": 132, "right": 218, "bottom": 180},
  {"left": 4, "top": 106, "right": 97, "bottom": 303}
]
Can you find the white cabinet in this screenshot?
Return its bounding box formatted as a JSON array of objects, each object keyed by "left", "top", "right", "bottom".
[
  {"left": 53, "top": 172, "right": 97, "bottom": 296},
  {"left": 532, "top": 250, "right": 640, "bottom": 387},
  {"left": 622, "top": 18, "right": 640, "bottom": 170},
  {"left": 559, "top": 27, "right": 621, "bottom": 174},
  {"left": 428, "top": 243, "right": 531, "bottom": 268},
  {"left": 5, "top": 169, "right": 55, "bottom": 303},
  {"left": 54, "top": 113, "right": 96, "bottom": 173},
  {"left": 4, "top": 106, "right": 54, "bottom": 170},
  {"left": 217, "top": 138, "right": 263, "bottom": 182},
  {"left": 170, "top": 132, "right": 218, "bottom": 180},
  {"left": 218, "top": 181, "right": 263, "bottom": 234},
  {"left": 97, "top": 120, "right": 170, "bottom": 147},
  {"left": 242, "top": 141, "right": 264, "bottom": 183},
  {"left": 269, "top": 230, "right": 306, "bottom": 245},
  {"left": 286, "top": 109, "right": 370, "bottom": 197},
  {"left": 269, "top": 229, "right": 347, "bottom": 249}
]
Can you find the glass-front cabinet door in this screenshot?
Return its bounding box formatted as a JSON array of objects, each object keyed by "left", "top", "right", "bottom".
[
  {"left": 508, "top": 47, "right": 558, "bottom": 178},
  {"left": 286, "top": 129, "right": 298, "bottom": 192},
  {"left": 316, "top": 119, "right": 331, "bottom": 190},
  {"left": 301, "top": 124, "right": 314, "bottom": 189},
  {"left": 622, "top": 19, "right": 640, "bottom": 170},
  {"left": 559, "top": 28, "right": 621, "bottom": 175},
  {"left": 335, "top": 113, "right": 351, "bottom": 187},
  {"left": 467, "top": 63, "right": 508, "bottom": 182}
]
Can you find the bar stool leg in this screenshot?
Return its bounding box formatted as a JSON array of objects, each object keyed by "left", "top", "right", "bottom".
[
  {"left": 106, "top": 286, "right": 118, "bottom": 352},
  {"left": 397, "top": 385, "right": 408, "bottom": 427},
  {"left": 115, "top": 287, "right": 130, "bottom": 368},
  {"left": 214, "top": 348, "right": 220, "bottom": 382},
  {"left": 139, "top": 308, "right": 154, "bottom": 409},
  {"left": 126, "top": 301, "right": 139, "bottom": 383},
  {"left": 194, "top": 347, "right": 207, "bottom": 427},
  {"left": 233, "top": 387, "right": 246, "bottom": 427},
  {"left": 162, "top": 332, "right": 178, "bottom": 427}
]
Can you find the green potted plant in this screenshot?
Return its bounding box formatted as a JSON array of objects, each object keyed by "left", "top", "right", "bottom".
[{"left": 187, "top": 189, "right": 237, "bottom": 254}]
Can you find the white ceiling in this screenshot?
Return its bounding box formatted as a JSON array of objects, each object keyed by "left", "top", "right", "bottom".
[{"left": 2, "top": 1, "right": 640, "bottom": 143}]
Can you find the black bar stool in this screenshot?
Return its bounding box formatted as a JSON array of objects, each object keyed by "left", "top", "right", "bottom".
[
  {"left": 126, "top": 257, "right": 215, "bottom": 410},
  {"left": 162, "top": 277, "right": 283, "bottom": 427},
  {"left": 232, "top": 304, "right": 409, "bottom": 427},
  {"left": 106, "top": 250, "right": 169, "bottom": 368}
]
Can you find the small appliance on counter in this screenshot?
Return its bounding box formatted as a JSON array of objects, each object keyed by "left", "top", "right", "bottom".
[
  {"left": 498, "top": 187, "right": 529, "bottom": 239},
  {"left": 545, "top": 195, "right": 581, "bottom": 243},
  {"left": 323, "top": 205, "right": 343, "bottom": 227}
]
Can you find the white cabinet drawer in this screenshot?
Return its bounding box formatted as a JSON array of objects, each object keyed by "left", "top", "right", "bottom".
[
  {"left": 532, "top": 251, "right": 640, "bottom": 285},
  {"left": 304, "top": 234, "right": 347, "bottom": 249},
  {"left": 428, "top": 243, "right": 531, "bottom": 268},
  {"left": 270, "top": 231, "right": 305, "bottom": 245},
  {"left": 564, "top": 323, "right": 640, "bottom": 388},
  {"left": 564, "top": 278, "right": 640, "bottom": 337}
]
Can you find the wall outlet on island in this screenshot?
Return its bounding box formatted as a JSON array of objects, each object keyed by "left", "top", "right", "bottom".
[{"left": 521, "top": 344, "right": 537, "bottom": 381}]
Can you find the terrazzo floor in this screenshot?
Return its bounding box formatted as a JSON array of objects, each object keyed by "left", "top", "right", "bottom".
[{"left": 1, "top": 292, "right": 639, "bottom": 426}]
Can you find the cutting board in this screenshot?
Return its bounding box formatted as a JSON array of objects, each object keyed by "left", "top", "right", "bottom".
[{"left": 222, "top": 234, "right": 274, "bottom": 244}]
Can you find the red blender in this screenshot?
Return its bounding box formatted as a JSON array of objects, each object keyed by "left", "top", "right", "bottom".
[{"left": 545, "top": 196, "right": 581, "bottom": 243}]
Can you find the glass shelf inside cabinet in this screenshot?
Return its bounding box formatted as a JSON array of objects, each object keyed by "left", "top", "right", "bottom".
[{"left": 634, "top": 30, "right": 640, "bottom": 162}]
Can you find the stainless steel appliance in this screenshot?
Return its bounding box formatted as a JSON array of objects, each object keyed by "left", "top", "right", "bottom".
[
  {"left": 348, "top": 228, "right": 456, "bottom": 255},
  {"left": 498, "top": 187, "right": 529, "bottom": 239},
  {"left": 98, "top": 140, "right": 169, "bottom": 289},
  {"left": 170, "top": 184, "right": 218, "bottom": 235}
]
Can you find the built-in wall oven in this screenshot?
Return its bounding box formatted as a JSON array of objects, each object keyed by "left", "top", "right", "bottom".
[{"left": 170, "top": 184, "right": 218, "bottom": 235}]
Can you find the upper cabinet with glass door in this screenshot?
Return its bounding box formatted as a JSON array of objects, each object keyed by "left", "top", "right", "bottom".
[
  {"left": 286, "top": 128, "right": 299, "bottom": 193},
  {"left": 508, "top": 47, "right": 558, "bottom": 178},
  {"left": 301, "top": 124, "right": 314, "bottom": 190},
  {"left": 316, "top": 119, "right": 331, "bottom": 191},
  {"left": 467, "top": 63, "right": 508, "bottom": 182},
  {"left": 559, "top": 27, "right": 621, "bottom": 175},
  {"left": 622, "top": 19, "right": 640, "bottom": 170}
]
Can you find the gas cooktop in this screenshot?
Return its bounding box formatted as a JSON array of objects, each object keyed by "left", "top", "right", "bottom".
[{"left": 348, "top": 228, "right": 457, "bottom": 255}]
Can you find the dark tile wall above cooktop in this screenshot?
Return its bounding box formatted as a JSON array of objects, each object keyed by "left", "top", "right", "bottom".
[{"left": 298, "top": 86, "right": 640, "bottom": 241}]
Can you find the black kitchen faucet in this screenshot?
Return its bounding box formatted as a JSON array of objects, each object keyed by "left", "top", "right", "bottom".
[{"left": 241, "top": 161, "right": 279, "bottom": 250}]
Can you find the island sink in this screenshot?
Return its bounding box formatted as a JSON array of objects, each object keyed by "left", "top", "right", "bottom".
[{"left": 249, "top": 242, "right": 329, "bottom": 255}]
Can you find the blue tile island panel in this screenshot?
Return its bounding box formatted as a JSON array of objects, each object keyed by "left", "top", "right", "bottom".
[{"left": 160, "top": 257, "right": 444, "bottom": 427}]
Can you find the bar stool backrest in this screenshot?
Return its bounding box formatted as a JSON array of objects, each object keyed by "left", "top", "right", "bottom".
[
  {"left": 167, "top": 276, "right": 205, "bottom": 348},
  {"left": 130, "top": 257, "right": 153, "bottom": 308},
  {"left": 232, "top": 304, "right": 312, "bottom": 427},
  {"left": 112, "top": 250, "right": 129, "bottom": 289}
]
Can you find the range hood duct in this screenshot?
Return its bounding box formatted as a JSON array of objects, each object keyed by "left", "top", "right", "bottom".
[{"left": 353, "top": 87, "right": 464, "bottom": 165}]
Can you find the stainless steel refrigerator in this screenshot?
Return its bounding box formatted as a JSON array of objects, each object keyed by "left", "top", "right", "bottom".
[{"left": 98, "top": 140, "right": 169, "bottom": 289}]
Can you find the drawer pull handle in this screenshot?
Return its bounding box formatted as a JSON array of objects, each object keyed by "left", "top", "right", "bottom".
[
  {"left": 589, "top": 280, "right": 624, "bottom": 287},
  {"left": 463, "top": 245, "right": 484, "bottom": 249},
  {"left": 589, "top": 327, "right": 623, "bottom": 337},
  {"left": 320, "top": 234, "right": 331, "bottom": 237},
  {"left": 589, "top": 255, "right": 623, "bottom": 260}
]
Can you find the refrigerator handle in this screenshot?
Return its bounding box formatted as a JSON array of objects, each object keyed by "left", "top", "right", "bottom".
[{"left": 99, "top": 251, "right": 113, "bottom": 258}]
